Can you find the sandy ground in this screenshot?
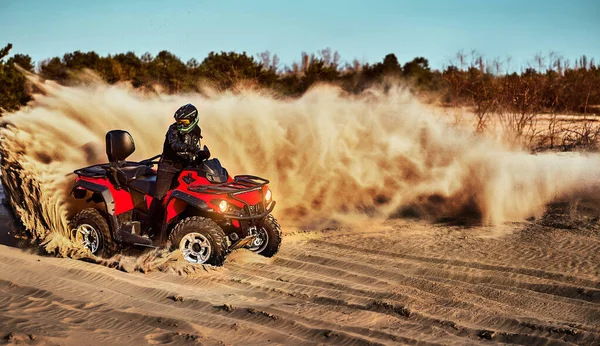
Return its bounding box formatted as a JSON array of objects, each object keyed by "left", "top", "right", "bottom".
[{"left": 0, "top": 201, "right": 599, "bottom": 346}]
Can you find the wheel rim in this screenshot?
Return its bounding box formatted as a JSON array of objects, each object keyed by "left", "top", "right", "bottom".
[
  {"left": 76, "top": 223, "right": 100, "bottom": 254},
  {"left": 179, "top": 233, "right": 212, "bottom": 264},
  {"left": 247, "top": 227, "right": 269, "bottom": 253}
]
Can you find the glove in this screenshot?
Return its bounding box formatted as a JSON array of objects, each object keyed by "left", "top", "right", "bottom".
[
  {"left": 190, "top": 145, "right": 201, "bottom": 154},
  {"left": 196, "top": 146, "right": 210, "bottom": 161}
]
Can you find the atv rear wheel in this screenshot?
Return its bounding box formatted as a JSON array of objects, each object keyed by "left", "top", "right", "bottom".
[
  {"left": 169, "top": 216, "right": 227, "bottom": 266},
  {"left": 71, "top": 208, "right": 116, "bottom": 257},
  {"left": 248, "top": 215, "right": 282, "bottom": 257}
]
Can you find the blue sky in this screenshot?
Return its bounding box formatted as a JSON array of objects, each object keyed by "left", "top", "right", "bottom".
[{"left": 1, "top": 0, "right": 599, "bottom": 71}]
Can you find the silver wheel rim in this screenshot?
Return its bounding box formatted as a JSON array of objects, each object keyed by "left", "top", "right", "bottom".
[
  {"left": 76, "top": 224, "right": 100, "bottom": 254},
  {"left": 179, "top": 233, "right": 212, "bottom": 264},
  {"left": 247, "top": 227, "right": 269, "bottom": 253}
]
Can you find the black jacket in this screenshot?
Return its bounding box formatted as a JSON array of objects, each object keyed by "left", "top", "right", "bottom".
[{"left": 161, "top": 123, "right": 202, "bottom": 166}]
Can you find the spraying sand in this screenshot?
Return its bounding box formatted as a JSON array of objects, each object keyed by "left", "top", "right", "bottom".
[{"left": 1, "top": 75, "right": 599, "bottom": 254}]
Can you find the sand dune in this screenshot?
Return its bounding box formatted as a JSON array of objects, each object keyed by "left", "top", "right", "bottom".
[{"left": 1, "top": 205, "right": 599, "bottom": 345}]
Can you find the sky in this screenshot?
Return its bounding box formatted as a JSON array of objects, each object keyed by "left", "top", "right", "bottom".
[{"left": 1, "top": 0, "right": 599, "bottom": 72}]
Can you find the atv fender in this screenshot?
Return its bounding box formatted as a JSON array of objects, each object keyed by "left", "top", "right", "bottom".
[
  {"left": 164, "top": 190, "right": 211, "bottom": 224},
  {"left": 71, "top": 180, "right": 120, "bottom": 238},
  {"left": 72, "top": 180, "right": 116, "bottom": 214}
]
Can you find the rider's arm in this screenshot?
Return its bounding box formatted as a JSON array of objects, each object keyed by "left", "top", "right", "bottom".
[{"left": 167, "top": 125, "right": 192, "bottom": 152}]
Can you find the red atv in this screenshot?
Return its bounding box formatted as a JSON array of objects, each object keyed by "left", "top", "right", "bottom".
[{"left": 70, "top": 130, "right": 281, "bottom": 265}]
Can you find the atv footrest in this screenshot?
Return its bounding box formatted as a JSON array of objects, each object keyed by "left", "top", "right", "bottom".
[
  {"left": 122, "top": 221, "right": 141, "bottom": 235},
  {"left": 116, "top": 223, "right": 152, "bottom": 246}
]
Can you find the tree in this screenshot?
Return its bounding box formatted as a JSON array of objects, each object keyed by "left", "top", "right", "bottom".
[
  {"left": 2, "top": 45, "right": 599, "bottom": 131},
  {"left": 63, "top": 50, "right": 101, "bottom": 70},
  {"left": 0, "top": 44, "right": 33, "bottom": 113},
  {"left": 199, "top": 51, "right": 277, "bottom": 90},
  {"left": 113, "top": 52, "right": 143, "bottom": 82},
  {"left": 465, "top": 67, "right": 498, "bottom": 132},
  {"left": 39, "top": 57, "right": 68, "bottom": 81},
  {"left": 441, "top": 65, "right": 467, "bottom": 105},
  {"left": 258, "top": 50, "right": 280, "bottom": 72},
  {"left": 147, "top": 50, "right": 187, "bottom": 93},
  {"left": 403, "top": 57, "right": 433, "bottom": 87},
  {"left": 381, "top": 53, "right": 402, "bottom": 76}
]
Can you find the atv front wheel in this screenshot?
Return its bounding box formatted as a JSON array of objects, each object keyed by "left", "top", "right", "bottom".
[
  {"left": 248, "top": 215, "right": 282, "bottom": 257},
  {"left": 71, "top": 208, "right": 116, "bottom": 257},
  {"left": 169, "top": 216, "right": 228, "bottom": 266}
]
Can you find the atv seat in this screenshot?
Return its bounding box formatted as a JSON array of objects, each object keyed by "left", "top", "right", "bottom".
[
  {"left": 116, "top": 165, "right": 157, "bottom": 185},
  {"left": 128, "top": 175, "right": 157, "bottom": 196},
  {"left": 76, "top": 165, "right": 108, "bottom": 178},
  {"left": 105, "top": 130, "right": 158, "bottom": 190}
]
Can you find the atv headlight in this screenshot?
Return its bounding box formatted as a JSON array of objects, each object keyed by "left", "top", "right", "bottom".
[
  {"left": 219, "top": 200, "right": 228, "bottom": 213},
  {"left": 265, "top": 189, "right": 272, "bottom": 202}
]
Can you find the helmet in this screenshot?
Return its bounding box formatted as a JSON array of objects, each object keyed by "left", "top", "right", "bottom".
[{"left": 174, "top": 103, "right": 199, "bottom": 133}]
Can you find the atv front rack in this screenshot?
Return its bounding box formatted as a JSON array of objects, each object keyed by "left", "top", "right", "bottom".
[
  {"left": 188, "top": 175, "right": 274, "bottom": 221},
  {"left": 188, "top": 175, "right": 269, "bottom": 195}
]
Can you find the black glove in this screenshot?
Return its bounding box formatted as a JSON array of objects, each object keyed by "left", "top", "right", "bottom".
[
  {"left": 190, "top": 145, "right": 201, "bottom": 155},
  {"left": 196, "top": 147, "right": 210, "bottom": 161},
  {"left": 202, "top": 145, "right": 211, "bottom": 160}
]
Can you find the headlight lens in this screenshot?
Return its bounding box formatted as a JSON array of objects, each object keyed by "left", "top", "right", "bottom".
[
  {"left": 265, "top": 189, "right": 272, "bottom": 202},
  {"left": 219, "top": 200, "right": 228, "bottom": 213}
]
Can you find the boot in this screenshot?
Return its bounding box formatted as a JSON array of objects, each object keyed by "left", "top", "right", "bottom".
[{"left": 145, "top": 198, "right": 163, "bottom": 238}]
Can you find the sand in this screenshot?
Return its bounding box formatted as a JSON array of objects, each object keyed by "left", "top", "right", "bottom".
[{"left": 1, "top": 201, "right": 599, "bottom": 346}]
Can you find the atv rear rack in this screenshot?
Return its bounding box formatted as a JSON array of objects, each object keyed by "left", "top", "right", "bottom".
[{"left": 188, "top": 175, "right": 269, "bottom": 195}]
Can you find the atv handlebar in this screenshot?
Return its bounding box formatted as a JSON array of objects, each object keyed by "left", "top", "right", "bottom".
[
  {"left": 190, "top": 145, "right": 211, "bottom": 162},
  {"left": 140, "top": 146, "right": 210, "bottom": 167}
]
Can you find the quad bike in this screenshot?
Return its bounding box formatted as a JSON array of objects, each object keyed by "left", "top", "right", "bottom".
[{"left": 69, "top": 130, "right": 281, "bottom": 265}]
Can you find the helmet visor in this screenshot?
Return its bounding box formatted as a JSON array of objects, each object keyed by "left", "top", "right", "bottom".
[{"left": 176, "top": 116, "right": 198, "bottom": 133}]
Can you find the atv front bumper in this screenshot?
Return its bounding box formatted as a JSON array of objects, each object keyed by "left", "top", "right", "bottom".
[{"left": 221, "top": 201, "right": 276, "bottom": 220}]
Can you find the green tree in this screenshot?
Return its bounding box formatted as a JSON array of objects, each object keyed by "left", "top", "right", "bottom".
[
  {"left": 0, "top": 43, "right": 34, "bottom": 113},
  {"left": 381, "top": 53, "right": 402, "bottom": 76},
  {"left": 147, "top": 50, "right": 187, "bottom": 93},
  {"left": 63, "top": 50, "right": 101, "bottom": 70},
  {"left": 39, "top": 57, "right": 68, "bottom": 81},
  {"left": 403, "top": 57, "right": 433, "bottom": 87},
  {"left": 113, "top": 52, "right": 142, "bottom": 78},
  {"left": 199, "top": 51, "right": 277, "bottom": 90}
]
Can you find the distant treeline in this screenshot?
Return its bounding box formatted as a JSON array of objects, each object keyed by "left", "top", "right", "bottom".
[{"left": 1, "top": 43, "right": 599, "bottom": 117}]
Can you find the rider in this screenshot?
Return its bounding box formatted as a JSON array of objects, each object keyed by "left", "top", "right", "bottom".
[{"left": 146, "top": 103, "right": 204, "bottom": 233}]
